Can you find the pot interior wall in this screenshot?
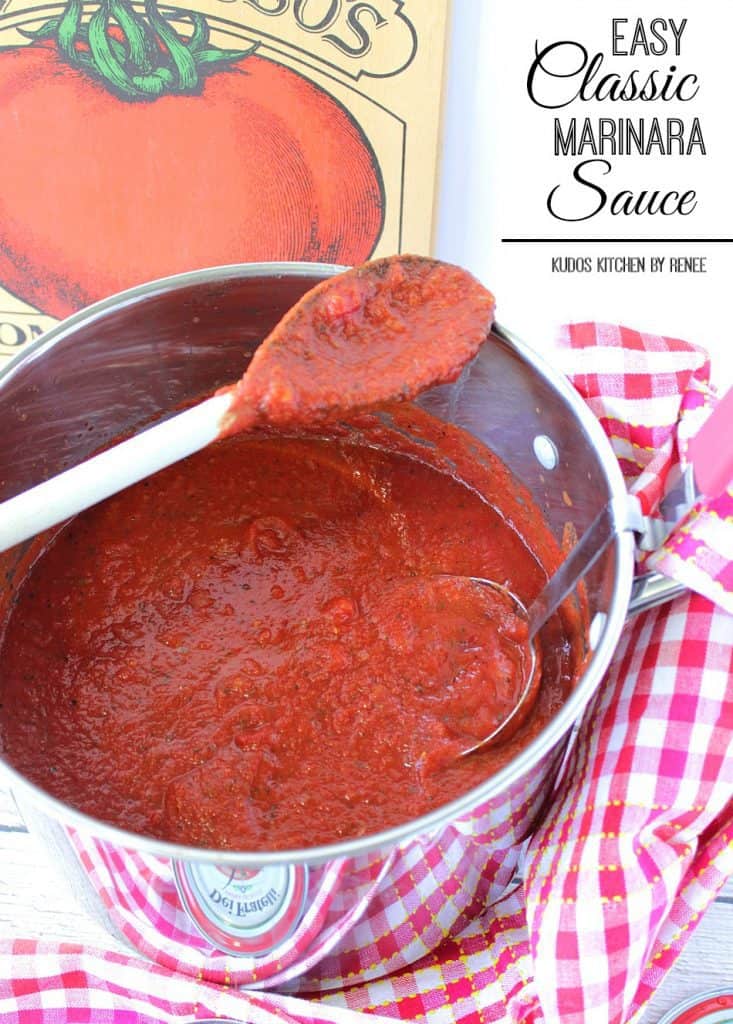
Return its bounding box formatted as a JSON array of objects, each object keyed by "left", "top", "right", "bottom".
[{"left": 0, "top": 272, "right": 325, "bottom": 488}]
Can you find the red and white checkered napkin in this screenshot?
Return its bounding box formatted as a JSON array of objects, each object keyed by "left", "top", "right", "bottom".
[{"left": 1, "top": 324, "right": 732, "bottom": 1024}]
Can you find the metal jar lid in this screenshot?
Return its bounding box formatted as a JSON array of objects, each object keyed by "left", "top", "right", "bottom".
[
  {"left": 173, "top": 860, "right": 308, "bottom": 957},
  {"left": 656, "top": 990, "right": 733, "bottom": 1024}
]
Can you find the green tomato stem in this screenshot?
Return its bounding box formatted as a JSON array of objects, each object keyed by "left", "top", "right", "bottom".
[{"left": 24, "top": 0, "right": 258, "bottom": 100}]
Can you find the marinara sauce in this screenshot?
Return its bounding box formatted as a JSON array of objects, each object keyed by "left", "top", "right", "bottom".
[{"left": 0, "top": 405, "right": 578, "bottom": 850}]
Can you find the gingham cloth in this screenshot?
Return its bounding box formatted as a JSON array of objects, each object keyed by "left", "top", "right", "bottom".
[{"left": 1, "top": 324, "right": 732, "bottom": 1024}]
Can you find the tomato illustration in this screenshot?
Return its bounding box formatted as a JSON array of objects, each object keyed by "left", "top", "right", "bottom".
[{"left": 0, "top": 10, "right": 385, "bottom": 320}]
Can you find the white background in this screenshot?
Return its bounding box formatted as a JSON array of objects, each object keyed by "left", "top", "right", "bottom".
[{"left": 436, "top": 0, "right": 733, "bottom": 391}]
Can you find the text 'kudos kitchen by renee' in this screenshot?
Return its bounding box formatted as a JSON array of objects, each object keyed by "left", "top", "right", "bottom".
[{"left": 527, "top": 17, "right": 707, "bottom": 222}]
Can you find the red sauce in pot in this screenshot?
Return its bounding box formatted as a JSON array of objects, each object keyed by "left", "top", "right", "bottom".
[{"left": 0, "top": 406, "right": 578, "bottom": 850}]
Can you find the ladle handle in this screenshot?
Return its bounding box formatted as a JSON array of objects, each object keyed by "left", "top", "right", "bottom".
[{"left": 526, "top": 495, "right": 634, "bottom": 640}]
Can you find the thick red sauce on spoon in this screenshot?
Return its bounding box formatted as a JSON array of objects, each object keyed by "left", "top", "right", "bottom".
[{"left": 219, "top": 255, "right": 496, "bottom": 433}]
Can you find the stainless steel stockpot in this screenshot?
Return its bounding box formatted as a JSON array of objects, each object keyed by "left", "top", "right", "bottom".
[{"left": 0, "top": 263, "right": 647, "bottom": 989}]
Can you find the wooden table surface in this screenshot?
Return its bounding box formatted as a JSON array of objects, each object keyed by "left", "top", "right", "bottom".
[{"left": 1, "top": 783, "right": 731, "bottom": 1022}]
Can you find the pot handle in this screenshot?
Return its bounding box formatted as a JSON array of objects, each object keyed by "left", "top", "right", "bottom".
[
  {"left": 624, "top": 488, "right": 703, "bottom": 618},
  {"left": 627, "top": 571, "right": 687, "bottom": 617},
  {"left": 623, "top": 386, "right": 733, "bottom": 618},
  {"left": 624, "top": 495, "right": 687, "bottom": 617}
]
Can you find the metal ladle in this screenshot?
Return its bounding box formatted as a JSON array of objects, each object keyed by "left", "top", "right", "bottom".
[{"left": 457, "top": 495, "right": 635, "bottom": 756}]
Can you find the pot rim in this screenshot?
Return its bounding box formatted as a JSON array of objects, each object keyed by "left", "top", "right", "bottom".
[{"left": 0, "top": 261, "right": 635, "bottom": 865}]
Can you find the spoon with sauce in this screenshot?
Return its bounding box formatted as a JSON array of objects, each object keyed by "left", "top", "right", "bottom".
[{"left": 0, "top": 255, "right": 496, "bottom": 552}]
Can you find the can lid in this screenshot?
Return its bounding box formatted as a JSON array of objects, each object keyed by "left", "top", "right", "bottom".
[
  {"left": 656, "top": 990, "right": 733, "bottom": 1024},
  {"left": 173, "top": 860, "right": 308, "bottom": 957}
]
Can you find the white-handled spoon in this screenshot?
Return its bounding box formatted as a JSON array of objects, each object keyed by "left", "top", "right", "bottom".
[{"left": 0, "top": 255, "right": 495, "bottom": 553}]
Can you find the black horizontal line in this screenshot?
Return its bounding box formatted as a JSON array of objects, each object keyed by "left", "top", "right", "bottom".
[
  {"left": 0, "top": 823, "right": 28, "bottom": 834},
  {"left": 717, "top": 895, "right": 733, "bottom": 906},
  {"left": 501, "top": 238, "right": 732, "bottom": 244}
]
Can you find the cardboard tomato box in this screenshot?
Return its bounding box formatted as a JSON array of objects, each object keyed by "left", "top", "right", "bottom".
[{"left": 0, "top": 0, "right": 451, "bottom": 364}]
